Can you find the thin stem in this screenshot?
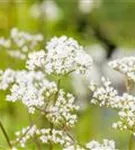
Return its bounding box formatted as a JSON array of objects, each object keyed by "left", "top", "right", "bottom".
[
  {"left": 65, "top": 70, "right": 75, "bottom": 76},
  {"left": 126, "top": 78, "right": 134, "bottom": 150},
  {"left": 0, "top": 120, "right": 12, "bottom": 149},
  {"left": 49, "top": 123, "right": 54, "bottom": 150},
  {"left": 33, "top": 136, "right": 41, "bottom": 150},
  {"left": 27, "top": 110, "right": 41, "bottom": 150},
  {"left": 49, "top": 77, "right": 61, "bottom": 150},
  {"left": 54, "top": 78, "right": 61, "bottom": 104},
  {"left": 15, "top": 114, "right": 43, "bottom": 145},
  {"left": 128, "top": 132, "right": 133, "bottom": 150}
]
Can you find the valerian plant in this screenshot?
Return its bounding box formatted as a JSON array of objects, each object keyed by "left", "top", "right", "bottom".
[{"left": 0, "top": 28, "right": 123, "bottom": 150}]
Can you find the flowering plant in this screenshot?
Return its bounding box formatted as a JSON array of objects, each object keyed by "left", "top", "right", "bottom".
[{"left": 1, "top": 28, "right": 134, "bottom": 150}]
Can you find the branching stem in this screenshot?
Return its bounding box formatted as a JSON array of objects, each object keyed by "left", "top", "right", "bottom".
[{"left": 49, "top": 77, "right": 61, "bottom": 150}]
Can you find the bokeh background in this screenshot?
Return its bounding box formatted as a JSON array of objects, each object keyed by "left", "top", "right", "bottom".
[{"left": 0, "top": 0, "right": 135, "bottom": 149}]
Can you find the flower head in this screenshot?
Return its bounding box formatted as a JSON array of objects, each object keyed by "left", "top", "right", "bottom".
[{"left": 27, "top": 36, "right": 92, "bottom": 76}]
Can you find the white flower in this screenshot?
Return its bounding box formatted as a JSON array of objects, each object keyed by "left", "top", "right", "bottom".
[
  {"left": 0, "top": 68, "right": 15, "bottom": 90},
  {"left": 7, "top": 50, "right": 26, "bottom": 60},
  {"left": 112, "top": 93, "right": 135, "bottom": 131},
  {"left": 10, "top": 28, "right": 43, "bottom": 49},
  {"left": 79, "top": 0, "right": 102, "bottom": 14},
  {"left": 27, "top": 36, "right": 92, "bottom": 76},
  {"left": 64, "top": 139, "right": 117, "bottom": 150},
  {"left": 89, "top": 76, "right": 135, "bottom": 132},
  {"left": 0, "top": 70, "right": 57, "bottom": 113},
  {"left": 30, "top": 0, "right": 62, "bottom": 21},
  {"left": 39, "top": 128, "right": 72, "bottom": 147},
  {"left": 75, "top": 50, "right": 93, "bottom": 75},
  {"left": 89, "top": 77, "right": 118, "bottom": 107},
  {"left": 41, "top": 0, "right": 62, "bottom": 21},
  {"left": 86, "top": 139, "right": 116, "bottom": 150},
  {"left": 0, "top": 28, "right": 44, "bottom": 60},
  {"left": 0, "top": 37, "right": 11, "bottom": 48},
  {"left": 27, "top": 50, "right": 46, "bottom": 70}
]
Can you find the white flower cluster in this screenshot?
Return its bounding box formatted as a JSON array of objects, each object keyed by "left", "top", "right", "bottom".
[
  {"left": 79, "top": 0, "right": 102, "bottom": 14},
  {"left": 30, "top": 0, "right": 62, "bottom": 21},
  {"left": 27, "top": 36, "right": 92, "bottom": 76},
  {"left": 15, "top": 125, "right": 72, "bottom": 148},
  {"left": 0, "top": 68, "right": 16, "bottom": 90},
  {"left": 0, "top": 37, "right": 11, "bottom": 48},
  {"left": 0, "top": 35, "right": 94, "bottom": 149},
  {"left": 89, "top": 77, "right": 118, "bottom": 108},
  {"left": 109, "top": 57, "right": 135, "bottom": 82},
  {"left": 0, "top": 28, "right": 44, "bottom": 59},
  {"left": 39, "top": 128, "right": 72, "bottom": 147},
  {"left": 26, "top": 50, "right": 46, "bottom": 70},
  {"left": 107, "top": 57, "right": 135, "bottom": 131},
  {"left": 86, "top": 139, "right": 116, "bottom": 150},
  {"left": 89, "top": 77, "right": 135, "bottom": 133},
  {"left": 64, "top": 139, "right": 117, "bottom": 150},
  {"left": 0, "top": 69, "right": 57, "bottom": 113},
  {"left": 47, "top": 89, "right": 79, "bottom": 127},
  {"left": 112, "top": 93, "right": 135, "bottom": 131}
]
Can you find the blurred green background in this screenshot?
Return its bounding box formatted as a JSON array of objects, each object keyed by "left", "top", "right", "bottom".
[{"left": 0, "top": 0, "right": 135, "bottom": 149}]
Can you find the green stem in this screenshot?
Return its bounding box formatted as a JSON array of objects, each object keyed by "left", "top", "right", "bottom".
[
  {"left": 27, "top": 111, "right": 41, "bottom": 150},
  {"left": 49, "top": 123, "right": 54, "bottom": 150},
  {"left": 54, "top": 78, "right": 61, "bottom": 104},
  {"left": 0, "top": 120, "right": 12, "bottom": 149},
  {"left": 128, "top": 132, "right": 133, "bottom": 150},
  {"left": 49, "top": 77, "right": 61, "bottom": 150}
]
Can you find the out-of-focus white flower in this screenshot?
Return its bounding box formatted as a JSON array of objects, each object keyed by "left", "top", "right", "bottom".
[
  {"left": 0, "top": 68, "right": 15, "bottom": 90},
  {"left": 86, "top": 45, "right": 126, "bottom": 90},
  {"left": 7, "top": 50, "right": 26, "bottom": 60},
  {"left": 111, "top": 47, "right": 135, "bottom": 60},
  {"left": 86, "top": 139, "right": 116, "bottom": 150},
  {"left": 0, "top": 37, "right": 11, "bottom": 48},
  {"left": 10, "top": 28, "right": 43, "bottom": 49},
  {"left": 64, "top": 139, "right": 117, "bottom": 150},
  {"left": 79, "top": 0, "right": 102, "bottom": 14},
  {"left": 87, "top": 44, "right": 106, "bottom": 64},
  {"left": 29, "top": 3, "right": 41, "bottom": 19},
  {"left": 30, "top": 0, "right": 62, "bottom": 21},
  {"left": 41, "top": 0, "right": 62, "bottom": 21},
  {"left": 0, "top": 28, "right": 44, "bottom": 60}
]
